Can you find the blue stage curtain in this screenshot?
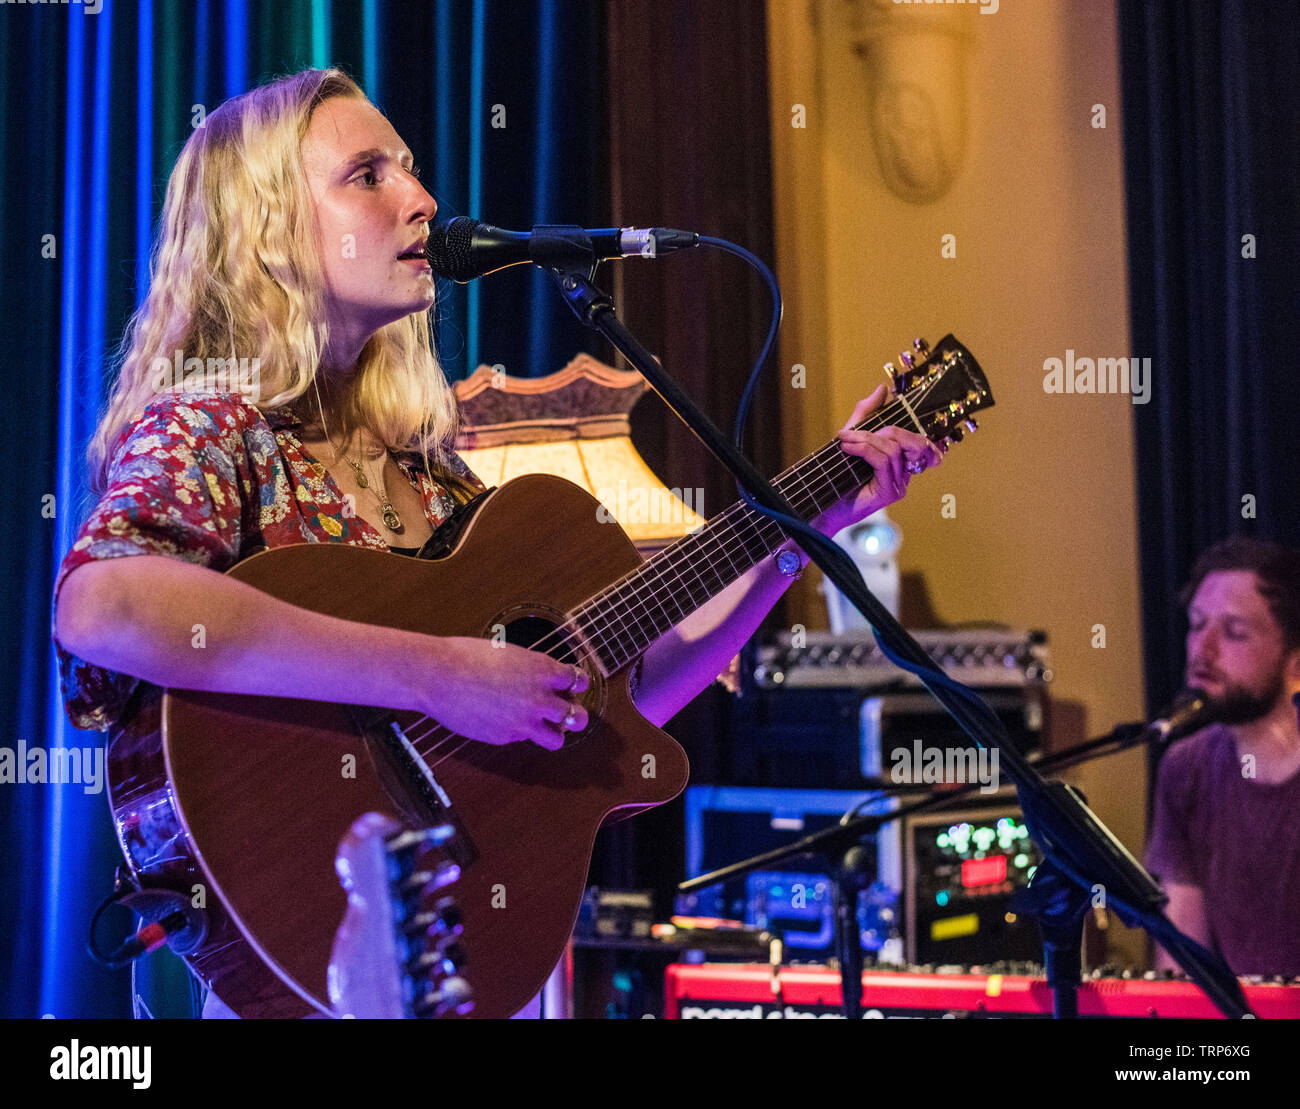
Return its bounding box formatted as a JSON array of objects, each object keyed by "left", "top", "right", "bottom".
[
  {"left": 1118, "top": 0, "right": 1300, "bottom": 714},
  {"left": 0, "top": 0, "right": 604, "bottom": 1019}
]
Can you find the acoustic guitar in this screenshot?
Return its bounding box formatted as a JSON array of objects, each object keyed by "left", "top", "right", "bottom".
[{"left": 107, "top": 334, "right": 992, "bottom": 1018}]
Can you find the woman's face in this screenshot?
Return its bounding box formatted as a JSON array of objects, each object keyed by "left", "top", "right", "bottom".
[{"left": 301, "top": 97, "right": 437, "bottom": 365}]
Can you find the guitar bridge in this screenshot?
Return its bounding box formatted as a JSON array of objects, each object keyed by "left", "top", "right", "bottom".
[{"left": 348, "top": 705, "right": 479, "bottom": 869}]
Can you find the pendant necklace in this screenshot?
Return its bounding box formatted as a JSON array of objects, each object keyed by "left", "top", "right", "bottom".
[{"left": 338, "top": 439, "right": 403, "bottom": 531}]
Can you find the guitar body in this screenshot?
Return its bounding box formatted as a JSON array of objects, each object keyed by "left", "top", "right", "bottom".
[
  {"left": 104, "top": 333, "right": 993, "bottom": 1020},
  {"left": 106, "top": 475, "right": 690, "bottom": 1019}
]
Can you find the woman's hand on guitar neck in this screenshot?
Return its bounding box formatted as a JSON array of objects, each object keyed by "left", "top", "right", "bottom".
[
  {"left": 815, "top": 384, "right": 944, "bottom": 537},
  {"left": 410, "top": 637, "right": 588, "bottom": 752}
]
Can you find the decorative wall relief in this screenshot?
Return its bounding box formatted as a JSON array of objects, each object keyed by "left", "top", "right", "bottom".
[{"left": 832, "top": 0, "right": 978, "bottom": 204}]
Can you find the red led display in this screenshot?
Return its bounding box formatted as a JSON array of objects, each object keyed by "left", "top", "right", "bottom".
[{"left": 960, "top": 855, "right": 1007, "bottom": 888}]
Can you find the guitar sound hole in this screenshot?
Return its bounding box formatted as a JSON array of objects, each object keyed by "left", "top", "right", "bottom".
[{"left": 496, "top": 610, "right": 602, "bottom": 748}]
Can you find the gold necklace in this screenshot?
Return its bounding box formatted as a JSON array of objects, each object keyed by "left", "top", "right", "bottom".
[{"left": 336, "top": 438, "right": 403, "bottom": 532}]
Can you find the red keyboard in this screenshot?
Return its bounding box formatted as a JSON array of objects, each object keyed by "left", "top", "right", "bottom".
[{"left": 664, "top": 964, "right": 1300, "bottom": 1019}]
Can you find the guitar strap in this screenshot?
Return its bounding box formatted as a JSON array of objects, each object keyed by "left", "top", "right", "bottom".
[{"left": 409, "top": 486, "right": 496, "bottom": 562}]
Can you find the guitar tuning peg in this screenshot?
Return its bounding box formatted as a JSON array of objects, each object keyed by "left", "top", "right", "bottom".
[
  {"left": 899, "top": 351, "right": 915, "bottom": 370},
  {"left": 947, "top": 426, "right": 965, "bottom": 444},
  {"left": 387, "top": 825, "right": 455, "bottom": 854},
  {"left": 884, "top": 361, "right": 905, "bottom": 392},
  {"left": 402, "top": 911, "right": 438, "bottom": 937},
  {"left": 399, "top": 860, "right": 461, "bottom": 898},
  {"left": 413, "top": 975, "right": 474, "bottom": 1019},
  {"left": 434, "top": 898, "right": 463, "bottom": 932},
  {"left": 401, "top": 902, "right": 464, "bottom": 939},
  {"left": 912, "top": 337, "right": 930, "bottom": 359},
  {"left": 963, "top": 418, "right": 978, "bottom": 434},
  {"left": 407, "top": 936, "right": 467, "bottom": 972},
  {"left": 441, "top": 940, "right": 468, "bottom": 969}
]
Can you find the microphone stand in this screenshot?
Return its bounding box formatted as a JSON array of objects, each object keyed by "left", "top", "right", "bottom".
[
  {"left": 835, "top": 844, "right": 874, "bottom": 1019},
  {"left": 542, "top": 258, "right": 1251, "bottom": 1020}
]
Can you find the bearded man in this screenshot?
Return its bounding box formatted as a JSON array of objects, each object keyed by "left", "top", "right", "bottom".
[{"left": 1146, "top": 538, "right": 1300, "bottom": 976}]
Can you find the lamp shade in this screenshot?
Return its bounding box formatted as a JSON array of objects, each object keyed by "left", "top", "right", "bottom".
[{"left": 453, "top": 355, "right": 706, "bottom": 556}]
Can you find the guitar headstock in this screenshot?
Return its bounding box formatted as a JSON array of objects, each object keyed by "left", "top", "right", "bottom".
[
  {"left": 883, "top": 335, "right": 994, "bottom": 451},
  {"left": 328, "top": 811, "right": 473, "bottom": 1019}
]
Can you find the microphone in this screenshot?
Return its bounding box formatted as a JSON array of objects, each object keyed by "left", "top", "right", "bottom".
[
  {"left": 1074, "top": 688, "right": 1215, "bottom": 763},
  {"left": 1144, "top": 687, "right": 1214, "bottom": 746},
  {"left": 426, "top": 216, "right": 699, "bottom": 282}
]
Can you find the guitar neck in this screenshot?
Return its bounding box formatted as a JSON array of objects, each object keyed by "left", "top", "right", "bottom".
[
  {"left": 567, "top": 334, "right": 992, "bottom": 678},
  {"left": 571, "top": 434, "right": 871, "bottom": 675}
]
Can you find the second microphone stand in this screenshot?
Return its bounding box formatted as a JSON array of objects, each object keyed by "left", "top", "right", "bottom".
[{"left": 542, "top": 256, "right": 1249, "bottom": 1021}]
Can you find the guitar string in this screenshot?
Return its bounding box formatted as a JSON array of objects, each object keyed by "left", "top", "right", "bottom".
[
  {"left": 489, "top": 374, "right": 950, "bottom": 674},
  {"left": 565, "top": 421, "right": 830, "bottom": 664},
  {"left": 400, "top": 435, "right": 868, "bottom": 765},
  {"left": 403, "top": 452, "right": 845, "bottom": 770},
  {"left": 400, "top": 396, "right": 897, "bottom": 749},
  {"left": 398, "top": 393, "right": 930, "bottom": 766},
  {"left": 587, "top": 403, "right": 883, "bottom": 654},
  {"left": 410, "top": 440, "right": 878, "bottom": 771},
  {"left": 569, "top": 370, "right": 949, "bottom": 659},
  {"left": 467, "top": 389, "right": 918, "bottom": 681},
  {"left": 404, "top": 391, "right": 928, "bottom": 766},
  {"left": 577, "top": 437, "right": 840, "bottom": 667},
  {"left": 403, "top": 392, "right": 931, "bottom": 766}
]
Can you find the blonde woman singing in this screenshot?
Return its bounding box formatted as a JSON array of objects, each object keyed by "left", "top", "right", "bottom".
[{"left": 52, "top": 67, "right": 940, "bottom": 1018}]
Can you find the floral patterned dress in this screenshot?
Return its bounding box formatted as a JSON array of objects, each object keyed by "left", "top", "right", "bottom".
[{"left": 51, "top": 389, "right": 486, "bottom": 736}]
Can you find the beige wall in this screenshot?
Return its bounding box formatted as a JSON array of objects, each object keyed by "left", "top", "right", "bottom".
[{"left": 767, "top": 0, "right": 1149, "bottom": 966}]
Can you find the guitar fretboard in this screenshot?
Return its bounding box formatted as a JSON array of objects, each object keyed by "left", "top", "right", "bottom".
[{"left": 571, "top": 432, "right": 877, "bottom": 675}]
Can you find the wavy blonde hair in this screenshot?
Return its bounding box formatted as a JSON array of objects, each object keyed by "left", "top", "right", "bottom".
[{"left": 87, "top": 67, "right": 468, "bottom": 499}]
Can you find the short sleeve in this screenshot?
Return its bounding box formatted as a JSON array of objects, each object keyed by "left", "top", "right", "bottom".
[
  {"left": 1144, "top": 742, "right": 1201, "bottom": 888},
  {"left": 51, "top": 391, "right": 252, "bottom": 732}
]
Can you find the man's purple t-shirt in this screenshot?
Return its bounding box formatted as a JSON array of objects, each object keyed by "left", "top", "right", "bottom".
[{"left": 1145, "top": 723, "right": 1300, "bottom": 976}]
